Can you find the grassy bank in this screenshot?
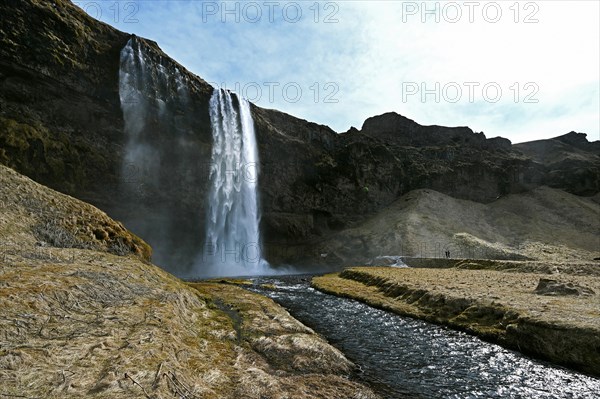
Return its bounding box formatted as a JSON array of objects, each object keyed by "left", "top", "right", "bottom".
[{"left": 313, "top": 264, "right": 600, "bottom": 376}]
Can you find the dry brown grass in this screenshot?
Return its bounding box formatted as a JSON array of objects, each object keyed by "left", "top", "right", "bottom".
[
  {"left": 0, "top": 164, "right": 378, "bottom": 398},
  {"left": 0, "top": 164, "right": 151, "bottom": 261}
]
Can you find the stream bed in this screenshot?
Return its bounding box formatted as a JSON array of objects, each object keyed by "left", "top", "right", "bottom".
[{"left": 247, "top": 275, "right": 600, "bottom": 399}]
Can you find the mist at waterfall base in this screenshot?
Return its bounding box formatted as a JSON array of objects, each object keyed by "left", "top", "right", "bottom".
[{"left": 118, "top": 38, "right": 297, "bottom": 278}]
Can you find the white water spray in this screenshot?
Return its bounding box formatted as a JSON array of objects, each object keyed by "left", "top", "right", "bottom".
[
  {"left": 119, "top": 38, "right": 172, "bottom": 189},
  {"left": 203, "top": 88, "right": 269, "bottom": 276},
  {"left": 119, "top": 38, "right": 202, "bottom": 277}
]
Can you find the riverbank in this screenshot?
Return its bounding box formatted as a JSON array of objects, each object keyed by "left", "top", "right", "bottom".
[
  {"left": 312, "top": 263, "right": 600, "bottom": 377},
  {"left": 0, "top": 164, "right": 377, "bottom": 398}
]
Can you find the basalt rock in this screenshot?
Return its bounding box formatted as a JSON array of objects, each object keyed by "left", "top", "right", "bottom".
[
  {"left": 534, "top": 278, "right": 595, "bottom": 297},
  {"left": 514, "top": 133, "right": 600, "bottom": 195}
]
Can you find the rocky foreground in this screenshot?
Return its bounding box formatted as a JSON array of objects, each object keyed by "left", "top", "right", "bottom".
[
  {"left": 0, "top": 164, "right": 377, "bottom": 398},
  {"left": 313, "top": 262, "right": 600, "bottom": 377}
]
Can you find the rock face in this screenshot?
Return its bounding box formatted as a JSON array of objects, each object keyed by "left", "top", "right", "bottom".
[
  {"left": 514, "top": 132, "right": 600, "bottom": 195},
  {"left": 1, "top": 0, "right": 599, "bottom": 274}
]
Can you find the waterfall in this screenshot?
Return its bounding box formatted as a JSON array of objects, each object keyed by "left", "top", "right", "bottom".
[
  {"left": 119, "top": 37, "right": 204, "bottom": 277},
  {"left": 119, "top": 37, "right": 270, "bottom": 277},
  {"left": 203, "top": 88, "right": 269, "bottom": 276},
  {"left": 118, "top": 38, "right": 166, "bottom": 193}
]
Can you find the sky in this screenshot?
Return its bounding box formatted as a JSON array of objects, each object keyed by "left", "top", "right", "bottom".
[{"left": 75, "top": 0, "right": 600, "bottom": 143}]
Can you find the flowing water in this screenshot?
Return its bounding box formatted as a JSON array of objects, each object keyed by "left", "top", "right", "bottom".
[
  {"left": 248, "top": 276, "right": 600, "bottom": 399},
  {"left": 204, "top": 89, "right": 269, "bottom": 277}
]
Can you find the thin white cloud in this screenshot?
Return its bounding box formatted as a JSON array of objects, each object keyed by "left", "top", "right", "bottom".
[{"left": 84, "top": 0, "right": 599, "bottom": 142}]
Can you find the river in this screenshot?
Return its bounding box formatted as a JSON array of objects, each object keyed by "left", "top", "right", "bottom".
[{"left": 247, "top": 275, "right": 600, "bottom": 399}]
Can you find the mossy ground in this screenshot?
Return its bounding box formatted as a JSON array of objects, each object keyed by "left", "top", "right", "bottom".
[{"left": 0, "top": 163, "right": 151, "bottom": 260}]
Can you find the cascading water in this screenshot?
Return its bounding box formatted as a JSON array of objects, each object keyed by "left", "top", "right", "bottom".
[
  {"left": 119, "top": 38, "right": 181, "bottom": 185},
  {"left": 119, "top": 38, "right": 159, "bottom": 186},
  {"left": 203, "top": 88, "right": 269, "bottom": 277},
  {"left": 119, "top": 37, "right": 208, "bottom": 277}
]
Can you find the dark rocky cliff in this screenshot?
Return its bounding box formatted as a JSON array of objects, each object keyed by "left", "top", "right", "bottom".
[
  {"left": 514, "top": 132, "right": 600, "bottom": 194},
  {"left": 1, "top": 0, "right": 598, "bottom": 274}
]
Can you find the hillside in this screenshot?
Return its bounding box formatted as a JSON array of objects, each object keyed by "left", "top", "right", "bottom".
[
  {"left": 0, "top": 164, "right": 377, "bottom": 398},
  {"left": 315, "top": 186, "right": 600, "bottom": 266}
]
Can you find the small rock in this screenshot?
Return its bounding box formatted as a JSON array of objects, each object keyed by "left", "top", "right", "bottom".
[{"left": 534, "top": 278, "right": 595, "bottom": 296}]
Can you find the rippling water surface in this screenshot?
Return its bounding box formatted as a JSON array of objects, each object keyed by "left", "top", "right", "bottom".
[{"left": 248, "top": 276, "right": 600, "bottom": 399}]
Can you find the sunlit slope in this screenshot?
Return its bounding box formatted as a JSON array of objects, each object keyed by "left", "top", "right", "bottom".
[{"left": 321, "top": 187, "right": 599, "bottom": 263}]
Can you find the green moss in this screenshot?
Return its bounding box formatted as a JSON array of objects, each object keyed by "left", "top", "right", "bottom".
[{"left": 0, "top": 116, "right": 87, "bottom": 192}]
